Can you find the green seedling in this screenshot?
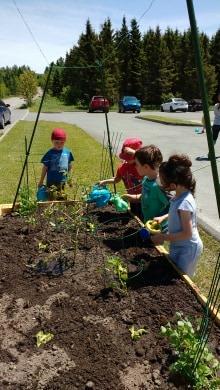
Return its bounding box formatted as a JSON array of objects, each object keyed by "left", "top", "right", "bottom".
[
  {"left": 38, "top": 241, "right": 49, "bottom": 251},
  {"left": 104, "top": 256, "right": 128, "bottom": 292},
  {"left": 129, "top": 325, "right": 148, "bottom": 341},
  {"left": 36, "top": 330, "right": 54, "bottom": 347},
  {"left": 161, "top": 312, "right": 220, "bottom": 389},
  {"left": 18, "top": 186, "right": 37, "bottom": 216},
  {"left": 87, "top": 222, "right": 96, "bottom": 233}
]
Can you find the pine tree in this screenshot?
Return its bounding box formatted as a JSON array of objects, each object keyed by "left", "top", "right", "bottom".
[
  {"left": 210, "top": 29, "right": 220, "bottom": 97},
  {"left": 116, "top": 17, "right": 131, "bottom": 96},
  {"left": 142, "top": 27, "right": 161, "bottom": 104},
  {"left": 128, "top": 19, "right": 143, "bottom": 99},
  {"left": 99, "top": 18, "right": 119, "bottom": 103}
]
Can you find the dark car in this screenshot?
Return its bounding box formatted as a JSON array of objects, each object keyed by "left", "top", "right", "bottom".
[
  {"left": 118, "top": 96, "right": 141, "bottom": 113},
  {"left": 88, "top": 96, "right": 109, "bottom": 113},
  {"left": 188, "top": 99, "right": 203, "bottom": 112},
  {"left": 0, "top": 100, "right": 11, "bottom": 129}
]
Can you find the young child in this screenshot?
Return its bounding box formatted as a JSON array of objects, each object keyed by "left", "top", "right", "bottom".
[
  {"left": 123, "top": 145, "right": 170, "bottom": 223},
  {"left": 99, "top": 137, "right": 143, "bottom": 215},
  {"left": 151, "top": 154, "right": 203, "bottom": 276},
  {"left": 38, "top": 128, "right": 74, "bottom": 197}
]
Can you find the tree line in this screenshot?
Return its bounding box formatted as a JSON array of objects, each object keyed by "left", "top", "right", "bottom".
[
  {"left": 48, "top": 18, "right": 220, "bottom": 106},
  {"left": 1, "top": 18, "right": 220, "bottom": 107}
]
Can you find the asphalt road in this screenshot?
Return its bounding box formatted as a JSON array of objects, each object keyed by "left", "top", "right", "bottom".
[
  {"left": 24, "top": 109, "right": 220, "bottom": 239},
  {"left": 0, "top": 97, "right": 28, "bottom": 141}
]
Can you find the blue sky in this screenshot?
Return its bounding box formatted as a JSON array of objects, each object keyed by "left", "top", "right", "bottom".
[{"left": 1, "top": 0, "right": 220, "bottom": 73}]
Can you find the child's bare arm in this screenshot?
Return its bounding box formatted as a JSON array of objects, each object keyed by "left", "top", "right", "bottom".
[
  {"left": 38, "top": 165, "right": 47, "bottom": 187},
  {"left": 152, "top": 210, "right": 192, "bottom": 245},
  {"left": 68, "top": 162, "right": 73, "bottom": 172},
  {"left": 122, "top": 193, "right": 141, "bottom": 203},
  {"left": 99, "top": 176, "right": 121, "bottom": 186},
  {"left": 153, "top": 214, "right": 168, "bottom": 224}
]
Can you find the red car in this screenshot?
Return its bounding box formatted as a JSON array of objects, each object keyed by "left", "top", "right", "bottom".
[{"left": 88, "top": 96, "right": 109, "bottom": 113}]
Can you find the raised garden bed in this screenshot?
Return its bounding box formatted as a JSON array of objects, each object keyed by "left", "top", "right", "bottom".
[{"left": 0, "top": 203, "right": 219, "bottom": 389}]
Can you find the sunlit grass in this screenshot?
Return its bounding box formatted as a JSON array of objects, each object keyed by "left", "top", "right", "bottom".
[
  {"left": 137, "top": 114, "right": 201, "bottom": 126},
  {"left": 0, "top": 120, "right": 123, "bottom": 204}
]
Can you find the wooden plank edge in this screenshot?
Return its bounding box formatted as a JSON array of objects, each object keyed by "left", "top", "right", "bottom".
[
  {"left": 0, "top": 200, "right": 79, "bottom": 216},
  {"left": 130, "top": 211, "right": 220, "bottom": 327}
]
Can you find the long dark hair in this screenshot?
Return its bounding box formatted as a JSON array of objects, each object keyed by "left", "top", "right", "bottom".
[{"left": 159, "top": 154, "right": 196, "bottom": 196}]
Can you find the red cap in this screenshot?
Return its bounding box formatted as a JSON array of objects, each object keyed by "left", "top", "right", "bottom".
[
  {"left": 51, "top": 128, "right": 66, "bottom": 141},
  {"left": 119, "top": 137, "right": 142, "bottom": 161}
]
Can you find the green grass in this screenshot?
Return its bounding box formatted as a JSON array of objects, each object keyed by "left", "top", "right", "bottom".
[
  {"left": 0, "top": 120, "right": 219, "bottom": 300},
  {"left": 0, "top": 120, "right": 123, "bottom": 204},
  {"left": 137, "top": 114, "right": 202, "bottom": 126},
  {"left": 29, "top": 96, "right": 87, "bottom": 113},
  {"left": 192, "top": 227, "right": 220, "bottom": 300}
]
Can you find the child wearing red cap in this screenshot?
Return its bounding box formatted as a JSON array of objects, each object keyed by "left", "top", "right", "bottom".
[
  {"left": 38, "top": 128, "right": 74, "bottom": 197},
  {"left": 99, "top": 138, "right": 143, "bottom": 215}
]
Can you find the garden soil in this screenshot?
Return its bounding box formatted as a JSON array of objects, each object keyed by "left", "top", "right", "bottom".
[{"left": 0, "top": 204, "right": 219, "bottom": 390}]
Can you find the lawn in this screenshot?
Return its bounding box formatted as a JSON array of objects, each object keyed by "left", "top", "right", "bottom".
[
  {"left": 29, "top": 96, "right": 87, "bottom": 113},
  {"left": 0, "top": 120, "right": 123, "bottom": 204},
  {"left": 29, "top": 96, "right": 120, "bottom": 113},
  {"left": 0, "top": 120, "right": 219, "bottom": 300},
  {"left": 137, "top": 114, "right": 202, "bottom": 126}
]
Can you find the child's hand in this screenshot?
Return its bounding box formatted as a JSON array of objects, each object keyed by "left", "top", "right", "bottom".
[
  {"left": 121, "top": 193, "right": 129, "bottom": 200},
  {"left": 154, "top": 216, "right": 165, "bottom": 224},
  {"left": 151, "top": 233, "right": 165, "bottom": 246},
  {"left": 38, "top": 182, "right": 43, "bottom": 188},
  {"left": 99, "top": 180, "right": 105, "bottom": 186}
]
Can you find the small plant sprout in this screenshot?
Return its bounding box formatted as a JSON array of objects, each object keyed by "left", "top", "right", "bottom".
[
  {"left": 35, "top": 330, "right": 54, "bottom": 347},
  {"left": 129, "top": 325, "right": 147, "bottom": 341},
  {"left": 38, "top": 241, "right": 49, "bottom": 252},
  {"left": 18, "top": 186, "right": 37, "bottom": 217},
  {"left": 87, "top": 222, "right": 96, "bottom": 233},
  {"left": 160, "top": 312, "right": 220, "bottom": 389},
  {"left": 104, "top": 256, "right": 128, "bottom": 292}
]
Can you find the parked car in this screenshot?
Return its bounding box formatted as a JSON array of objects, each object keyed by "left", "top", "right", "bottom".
[
  {"left": 88, "top": 96, "right": 109, "bottom": 113},
  {"left": 188, "top": 99, "right": 203, "bottom": 112},
  {"left": 0, "top": 100, "right": 11, "bottom": 129},
  {"left": 160, "top": 98, "right": 188, "bottom": 113},
  {"left": 118, "top": 96, "right": 141, "bottom": 113}
]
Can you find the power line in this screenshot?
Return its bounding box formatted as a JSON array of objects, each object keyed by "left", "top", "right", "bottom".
[{"left": 12, "top": 0, "right": 49, "bottom": 66}]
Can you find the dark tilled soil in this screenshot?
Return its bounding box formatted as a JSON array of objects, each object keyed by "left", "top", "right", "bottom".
[{"left": 0, "top": 204, "right": 219, "bottom": 390}]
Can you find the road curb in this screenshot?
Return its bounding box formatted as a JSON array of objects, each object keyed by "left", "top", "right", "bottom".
[
  {"left": 0, "top": 109, "right": 29, "bottom": 143},
  {"left": 197, "top": 215, "right": 220, "bottom": 242},
  {"left": 135, "top": 115, "right": 201, "bottom": 127}
]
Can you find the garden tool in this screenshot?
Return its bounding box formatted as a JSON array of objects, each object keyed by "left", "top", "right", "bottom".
[
  {"left": 36, "top": 185, "right": 48, "bottom": 201},
  {"left": 86, "top": 184, "right": 111, "bottom": 207},
  {"left": 110, "top": 193, "right": 129, "bottom": 212}
]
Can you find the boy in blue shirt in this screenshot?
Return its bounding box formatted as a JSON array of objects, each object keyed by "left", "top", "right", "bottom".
[
  {"left": 38, "top": 128, "right": 74, "bottom": 198},
  {"left": 123, "top": 145, "right": 169, "bottom": 223}
]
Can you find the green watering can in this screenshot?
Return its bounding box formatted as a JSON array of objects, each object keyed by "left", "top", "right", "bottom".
[{"left": 110, "top": 193, "right": 129, "bottom": 212}]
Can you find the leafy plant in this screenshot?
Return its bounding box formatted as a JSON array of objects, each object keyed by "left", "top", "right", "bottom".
[
  {"left": 38, "top": 241, "right": 49, "bottom": 252},
  {"left": 48, "top": 185, "right": 67, "bottom": 201},
  {"left": 129, "top": 325, "right": 147, "bottom": 341},
  {"left": 35, "top": 330, "right": 54, "bottom": 347},
  {"left": 18, "top": 186, "right": 37, "bottom": 216},
  {"left": 104, "top": 256, "right": 128, "bottom": 292},
  {"left": 161, "top": 312, "right": 220, "bottom": 389}
]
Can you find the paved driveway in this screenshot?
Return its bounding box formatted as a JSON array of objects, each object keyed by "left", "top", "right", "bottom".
[{"left": 26, "top": 110, "right": 220, "bottom": 239}]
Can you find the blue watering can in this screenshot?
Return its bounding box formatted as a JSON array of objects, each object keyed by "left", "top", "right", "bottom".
[
  {"left": 110, "top": 193, "right": 129, "bottom": 212},
  {"left": 37, "top": 185, "right": 48, "bottom": 202},
  {"left": 86, "top": 185, "right": 111, "bottom": 207},
  {"left": 139, "top": 228, "right": 150, "bottom": 240}
]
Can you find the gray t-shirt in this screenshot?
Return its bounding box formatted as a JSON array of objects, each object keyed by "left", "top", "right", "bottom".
[
  {"left": 168, "top": 191, "right": 200, "bottom": 248},
  {"left": 213, "top": 103, "right": 220, "bottom": 126}
]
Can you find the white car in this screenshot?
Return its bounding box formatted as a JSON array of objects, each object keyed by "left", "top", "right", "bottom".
[{"left": 161, "top": 98, "right": 188, "bottom": 113}]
